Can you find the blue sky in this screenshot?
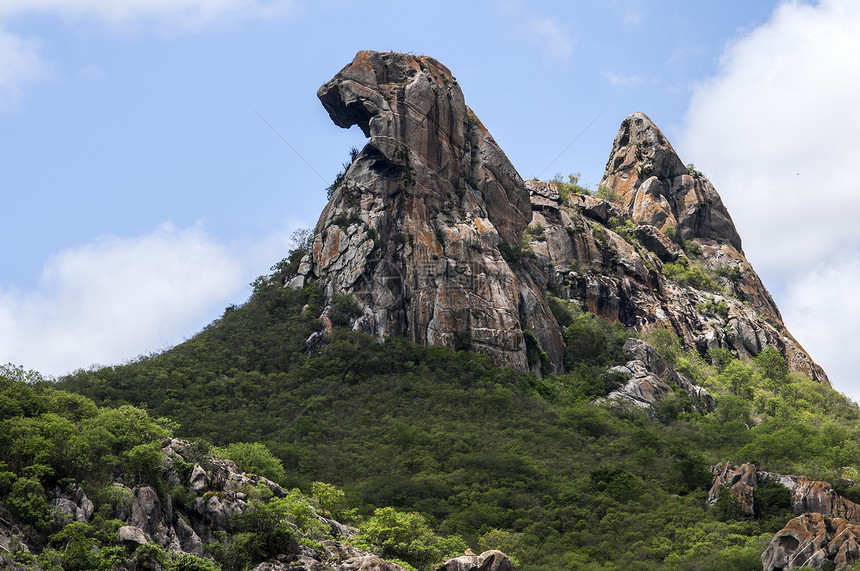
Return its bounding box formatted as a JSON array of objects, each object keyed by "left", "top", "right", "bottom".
[{"left": 3, "top": 1, "right": 859, "bottom": 400}]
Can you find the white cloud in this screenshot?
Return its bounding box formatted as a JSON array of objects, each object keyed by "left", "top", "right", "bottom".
[
  {"left": 0, "top": 27, "right": 45, "bottom": 105},
  {"left": 680, "top": 0, "right": 860, "bottom": 279},
  {"left": 603, "top": 70, "right": 655, "bottom": 89},
  {"left": 0, "top": 223, "right": 294, "bottom": 376},
  {"left": 0, "top": 0, "right": 298, "bottom": 27},
  {"left": 525, "top": 17, "right": 573, "bottom": 60},
  {"left": 679, "top": 0, "right": 860, "bottom": 397},
  {"left": 781, "top": 256, "right": 860, "bottom": 402}
]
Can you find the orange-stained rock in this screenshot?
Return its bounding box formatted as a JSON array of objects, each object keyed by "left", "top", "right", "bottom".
[
  {"left": 709, "top": 462, "right": 860, "bottom": 523},
  {"left": 708, "top": 462, "right": 758, "bottom": 515},
  {"left": 300, "top": 51, "right": 563, "bottom": 373},
  {"left": 291, "top": 51, "right": 827, "bottom": 387},
  {"left": 763, "top": 513, "right": 860, "bottom": 570}
]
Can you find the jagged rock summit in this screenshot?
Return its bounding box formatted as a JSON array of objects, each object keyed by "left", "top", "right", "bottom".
[
  {"left": 298, "top": 50, "right": 564, "bottom": 373},
  {"left": 292, "top": 50, "right": 826, "bottom": 385}
]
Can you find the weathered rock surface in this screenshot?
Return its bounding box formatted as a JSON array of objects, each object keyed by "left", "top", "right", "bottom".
[
  {"left": 595, "top": 112, "right": 825, "bottom": 381},
  {"left": 606, "top": 338, "right": 715, "bottom": 411},
  {"left": 295, "top": 50, "right": 565, "bottom": 374},
  {"left": 439, "top": 550, "right": 516, "bottom": 571},
  {"left": 523, "top": 113, "right": 826, "bottom": 383},
  {"left": 12, "top": 437, "right": 488, "bottom": 571},
  {"left": 709, "top": 462, "right": 860, "bottom": 521},
  {"left": 289, "top": 51, "right": 826, "bottom": 388},
  {"left": 762, "top": 513, "right": 860, "bottom": 570}
]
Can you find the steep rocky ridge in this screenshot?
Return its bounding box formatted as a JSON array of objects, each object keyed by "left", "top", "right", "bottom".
[
  {"left": 294, "top": 50, "right": 562, "bottom": 373},
  {"left": 290, "top": 50, "right": 826, "bottom": 385},
  {"left": 524, "top": 115, "right": 826, "bottom": 383}
]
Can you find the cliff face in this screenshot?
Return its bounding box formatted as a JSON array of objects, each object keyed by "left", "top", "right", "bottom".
[
  {"left": 292, "top": 50, "right": 826, "bottom": 384},
  {"left": 529, "top": 112, "right": 826, "bottom": 382},
  {"left": 295, "top": 50, "right": 563, "bottom": 373}
]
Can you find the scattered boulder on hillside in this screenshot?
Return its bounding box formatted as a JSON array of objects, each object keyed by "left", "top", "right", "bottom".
[
  {"left": 603, "top": 338, "right": 715, "bottom": 412},
  {"left": 709, "top": 461, "right": 860, "bottom": 523},
  {"left": 708, "top": 462, "right": 758, "bottom": 516},
  {"left": 762, "top": 513, "right": 860, "bottom": 570},
  {"left": 439, "top": 549, "right": 516, "bottom": 571}
]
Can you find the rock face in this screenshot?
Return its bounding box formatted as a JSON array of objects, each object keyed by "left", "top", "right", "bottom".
[
  {"left": 708, "top": 463, "right": 860, "bottom": 568},
  {"left": 295, "top": 50, "right": 563, "bottom": 373},
  {"left": 606, "top": 338, "right": 715, "bottom": 411},
  {"left": 708, "top": 462, "right": 860, "bottom": 522},
  {"left": 593, "top": 113, "right": 825, "bottom": 381},
  {"left": 290, "top": 50, "right": 826, "bottom": 386},
  {"left": 439, "top": 550, "right": 516, "bottom": 571},
  {"left": 16, "top": 438, "right": 514, "bottom": 571},
  {"left": 762, "top": 513, "right": 860, "bottom": 570}
]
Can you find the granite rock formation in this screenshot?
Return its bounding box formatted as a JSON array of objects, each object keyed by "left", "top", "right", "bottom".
[
  {"left": 762, "top": 513, "right": 860, "bottom": 570},
  {"left": 289, "top": 50, "right": 826, "bottom": 386},
  {"left": 707, "top": 463, "right": 860, "bottom": 568},
  {"left": 0, "top": 438, "right": 501, "bottom": 571},
  {"left": 708, "top": 462, "right": 860, "bottom": 522},
  {"left": 606, "top": 338, "right": 715, "bottom": 411},
  {"left": 294, "top": 50, "right": 563, "bottom": 373}
]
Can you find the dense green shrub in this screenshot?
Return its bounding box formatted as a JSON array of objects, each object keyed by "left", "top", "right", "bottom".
[
  {"left": 661, "top": 257, "right": 720, "bottom": 291},
  {"left": 214, "top": 442, "right": 286, "bottom": 482}
]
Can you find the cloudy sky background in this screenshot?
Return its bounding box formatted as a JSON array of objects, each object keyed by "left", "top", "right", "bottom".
[{"left": 1, "top": 1, "right": 857, "bottom": 399}]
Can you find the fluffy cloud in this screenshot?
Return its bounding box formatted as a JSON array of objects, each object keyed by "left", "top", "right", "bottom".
[
  {"left": 0, "top": 0, "right": 298, "bottom": 26},
  {"left": 525, "top": 17, "right": 573, "bottom": 60},
  {"left": 680, "top": 0, "right": 860, "bottom": 280},
  {"left": 0, "top": 27, "right": 45, "bottom": 105},
  {"left": 679, "top": 0, "right": 860, "bottom": 397},
  {"left": 0, "top": 224, "right": 293, "bottom": 377},
  {"left": 781, "top": 256, "right": 860, "bottom": 402}
]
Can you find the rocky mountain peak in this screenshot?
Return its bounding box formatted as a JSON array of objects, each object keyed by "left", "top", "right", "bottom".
[
  {"left": 601, "top": 112, "right": 743, "bottom": 252},
  {"left": 292, "top": 50, "right": 828, "bottom": 387},
  {"left": 297, "top": 50, "right": 564, "bottom": 373}
]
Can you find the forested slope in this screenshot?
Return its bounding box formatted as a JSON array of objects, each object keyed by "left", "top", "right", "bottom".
[{"left": 54, "top": 267, "right": 860, "bottom": 570}]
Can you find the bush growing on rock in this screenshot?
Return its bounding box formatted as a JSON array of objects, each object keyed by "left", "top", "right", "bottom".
[{"left": 214, "top": 442, "right": 286, "bottom": 482}]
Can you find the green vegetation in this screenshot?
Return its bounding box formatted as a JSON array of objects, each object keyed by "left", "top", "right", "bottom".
[
  {"left": 549, "top": 172, "right": 590, "bottom": 204},
  {"left": 661, "top": 257, "right": 721, "bottom": 292},
  {"left": 697, "top": 298, "right": 729, "bottom": 320},
  {"left": 524, "top": 222, "right": 546, "bottom": 242},
  {"left": 213, "top": 442, "right": 286, "bottom": 482},
  {"left": 595, "top": 185, "right": 620, "bottom": 202},
  {"left": 42, "top": 267, "right": 859, "bottom": 570},
  {"left": 607, "top": 216, "right": 637, "bottom": 245},
  {"left": 326, "top": 146, "right": 360, "bottom": 200},
  {"left": 4, "top": 222, "right": 860, "bottom": 571}
]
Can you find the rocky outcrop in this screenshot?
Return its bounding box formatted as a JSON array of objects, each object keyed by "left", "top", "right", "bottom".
[
  {"left": 292, "top": 50, "right": 566, "bottom": 374},
  {"left": 708, "top": 462, "right": 759, "bottom": 516},
  {"left": 287, "top": 51, "right": 826, "bottom": 386},
  {"left": 762, "top": 513, "right": 860, "bottom": 570},
  {"left": 8, "top": 438, "right": 495, "bottom": 571},
  {"left": 709, "top": 462, "right": 860, "bottom": 522},
  {"left": 439, "top": 550, "right": 516, "bottom": 571},
  {"left": 605, "top": 338, "right": 715, "bottom": 411},
  {"left": 50, "top": 483, "right": 95, "bottom": 524},
  {"left": 523, "top": 113, "right": 827, "bottom": 383}
]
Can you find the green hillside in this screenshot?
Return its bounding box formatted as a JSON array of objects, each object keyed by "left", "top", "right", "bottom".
[{"left": 49, "top": 259, "right": 860, "bottom": 570}]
